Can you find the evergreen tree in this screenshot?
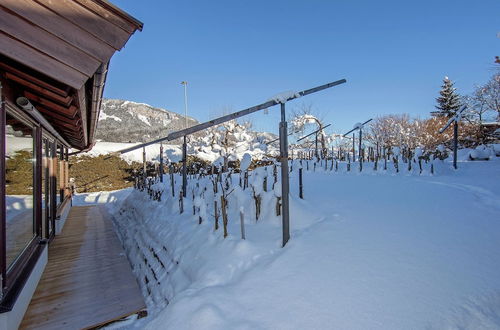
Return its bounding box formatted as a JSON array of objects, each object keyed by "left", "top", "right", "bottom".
[{"left": 433, "top": 76, "right": 461, "bottom": 118}]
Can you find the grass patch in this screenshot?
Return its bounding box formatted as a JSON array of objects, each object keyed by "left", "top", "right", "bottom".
[{"left": 69, "top": 155, "right": 141, "bottom": 193}]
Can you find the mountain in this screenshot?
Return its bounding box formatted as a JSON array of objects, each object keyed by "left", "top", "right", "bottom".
[
  {"left": 95, "top": 98, "right": 277, "bottom": 147},
  {"left": 95, "top": 99, "right": 198, "bottom": 143}
]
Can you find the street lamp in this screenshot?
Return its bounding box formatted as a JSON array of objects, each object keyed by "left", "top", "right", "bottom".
[
  {"left": 180, "top": 81, "right": 188, "bottom": 129},
  {"left": 180, "top": 81, "right": 189, "bottom": 197}
]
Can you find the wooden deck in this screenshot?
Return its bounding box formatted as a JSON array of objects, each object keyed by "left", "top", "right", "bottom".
[{"left": 20, "top": 205, "right": 146, "bottom": 330}]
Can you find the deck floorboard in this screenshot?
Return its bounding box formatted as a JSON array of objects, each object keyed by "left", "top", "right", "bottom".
[{"left": 20, "top": 205, "right": 146, "bottom": 330}]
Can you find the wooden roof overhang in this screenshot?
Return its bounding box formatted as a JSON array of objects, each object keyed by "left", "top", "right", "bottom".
[{"left": 0, "top": 0, "right": 142, "bottom": 150}]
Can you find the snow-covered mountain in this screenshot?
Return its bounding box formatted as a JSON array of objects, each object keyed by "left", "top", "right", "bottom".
[
  {"left": 95, "top": 99, "right": 278, "bottom": 150},
  {"left": 95, "top": 99, "right": 199, "bottom": 143}
]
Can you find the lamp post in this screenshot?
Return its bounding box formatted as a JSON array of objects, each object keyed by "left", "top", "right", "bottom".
[
  {"left": 180, "top": 81, "right": 188, "bottom": 196},
  {"left": 180, "top": 81, "right": 188, "bottom": 129}
]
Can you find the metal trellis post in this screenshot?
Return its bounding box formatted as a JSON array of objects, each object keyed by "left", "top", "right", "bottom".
[{"left": 280, "top": 103, "right": 290, "bottom": 247}]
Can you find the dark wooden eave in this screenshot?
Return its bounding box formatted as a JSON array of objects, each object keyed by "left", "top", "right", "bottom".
[{"left": 0, "top": 0, "right": 142, "bottom": 150}]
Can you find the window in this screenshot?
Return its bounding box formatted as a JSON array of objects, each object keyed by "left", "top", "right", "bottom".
[{"left": 5, "top": 112, "right": 35, "bottom": 270}]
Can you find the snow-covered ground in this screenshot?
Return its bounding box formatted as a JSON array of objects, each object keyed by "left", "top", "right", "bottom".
[
  {"left": 79, "top": 141, "right": 183, "bottom": 163},
  {"left": 80, "top": 139, "right": 276, "bottom": 164},
  {"left": 83, "top": 157, "right": 500, "bottom": 330}
]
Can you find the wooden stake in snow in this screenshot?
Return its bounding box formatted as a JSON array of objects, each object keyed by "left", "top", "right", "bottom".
[
  {"left": 214, "top": 200, "right": 219, "bottom": 231},
  {"left": 221, "top": 195, "right": 228, "bottom": 238},
  {"left": 240, "top": 207, "right": 246, "bottom": 240},
  {"left": 143, "top": 147, "right": 147, "bottom": 178},
  {"left": 244, "top": 171, "right": 249, "bottom": 190},
  {"left": 159, "top": 143, "right": 164, "bottom": 183},
  {"left": 299, "top": 168, "right": 304, "bottom": 199},
  {"left": 179, "top": 190, "right": 184, "bottom": 214},
  {"left": 274, "top": 180, "right": 283, "bottom": 216},
  {"left": 383, "top": 148, "right": 387, "bottom": 170},
  {"left": 169, "top": 166, "right": 175, "bottom": 197}
]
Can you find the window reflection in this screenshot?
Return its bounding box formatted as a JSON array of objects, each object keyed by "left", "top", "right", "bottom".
[
  {"left": 5, "top": 112, "right": 35, "bottom": 269},
  {"left": 42, "top": 138, "right": 52, "bottom": 238},
  {"left": 55, "top": 145, "right": 61, "bottom": 208}
]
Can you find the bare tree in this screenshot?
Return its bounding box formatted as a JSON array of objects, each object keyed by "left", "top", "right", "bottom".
[
  {"left": 291, "top": 102, "right": 328, "bottom": 158},
  {"left": 478, "top": 73, "right": 500, "bottom": 121}
]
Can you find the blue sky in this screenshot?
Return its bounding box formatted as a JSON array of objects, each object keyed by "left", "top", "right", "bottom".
[{"left": 106, "top": 0, "right": 499, "bottom": 134}]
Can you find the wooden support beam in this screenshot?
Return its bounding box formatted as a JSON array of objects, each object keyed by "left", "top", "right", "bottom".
[
  {"left": 35, "top": 105, "right": 81, "bottom": 126},
  {"left": 4, "top": 72, "right": 73, "bottom": 106},
  {"left": 24, "top": 91, "right": 78, "bottom": 118},
  {"left": 0, "top": 61, "right": 69, "bottom": 97}
]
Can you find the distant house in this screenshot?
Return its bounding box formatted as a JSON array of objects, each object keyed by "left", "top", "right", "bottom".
[{"left": 0, "top": 1, "right": 142, "bottom": 328}]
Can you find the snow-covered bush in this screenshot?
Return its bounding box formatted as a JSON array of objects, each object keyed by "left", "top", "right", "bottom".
[{"left": 469, "top": 145, "right": 494, "bottom": 160}]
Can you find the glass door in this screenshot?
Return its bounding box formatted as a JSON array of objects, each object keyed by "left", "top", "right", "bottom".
[{"left": 5, "top": 111, "right": 36, "bottom": 271}]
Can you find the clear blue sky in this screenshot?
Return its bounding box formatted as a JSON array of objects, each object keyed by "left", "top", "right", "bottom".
[{"left": 105, "top": 0, "right": 499, "bottom": 135}]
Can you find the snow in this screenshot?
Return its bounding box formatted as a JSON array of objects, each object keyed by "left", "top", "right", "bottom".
[
  {"left": 291, "top": 114, "right": 320, "bottom": 134},
  {"left": 6, "top": 135, "right": 32, "bottom": 156},
  {"left": 212, "top": 156, "right": 225, "bottom": 168},
  {"left": 99, "top": 111, "right": 122, "bottom": 122},
  {"left": 469, "top": 145, "right": 494, "bottom": 160},
  {"left": 82, "top": 119, "right": 276, "bottom": 165},
  {"left": 80, "top": 141, "right": 182, "bottom": 163},
  {"left": 240, "top": 153, "right": 252, "bottom": 172},
  {"left": 493, "top": 144, "right": 500, "bottom": 156},
  {"left": 5, "top": 195, "right": 33, "bottom": 223},
  {"left": 268, "top": 90, "right": 301, "bottom": 104},
  {"left": 99, "top": 155, "right": 500, "bottom": 330},
  {"left": 137, "top": 114, "right": 151, "bottom": 126},
  {"left": 72, "top": 189, "right": 133, "bottom": 206}
]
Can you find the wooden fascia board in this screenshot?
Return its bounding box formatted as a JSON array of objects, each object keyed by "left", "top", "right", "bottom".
[
  {"left": 1, "top": 0, "right": 115, "bottom": 63},
  {"left": 76, "top": 86, "right": 89, "bottom": 147},
  {"left": 94, "top": 0, "right": 144, "bottom": 32},
  {"left": 36, "top": 0, "right": 131, "bottom": 51}
]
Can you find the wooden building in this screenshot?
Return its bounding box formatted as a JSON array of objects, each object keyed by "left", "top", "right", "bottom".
[{"left": 0, "top": 1, "right": 142, "bottom": 328}]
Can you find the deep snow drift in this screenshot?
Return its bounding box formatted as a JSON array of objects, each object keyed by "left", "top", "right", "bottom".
[{"left": 83, "top": 158, "right": 500, "bottom": 330}]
